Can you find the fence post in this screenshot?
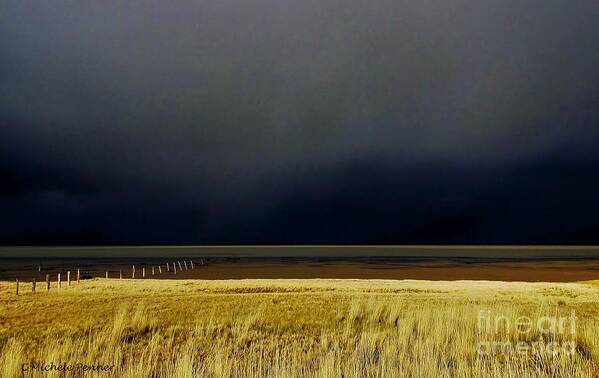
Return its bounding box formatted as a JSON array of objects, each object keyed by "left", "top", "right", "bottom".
[
  {"left": 16, "top": 279, "right": 19, "bottom": 295},
  {"left": 120, "top": 270, "right": 123, "bottom": 279},
  {"left": 38, "top": 265, "right": 41, "bottom": 272},
  {"left": 58, "top": 273, "right": 61, "bottom": 289},
  {"left": 142, "top": 267, "right": 145, "bottom": 278},
  {"left": 46, "top": 274, "right": 50, "bottom": 291},
  {"left": 106, "top": 271, "right": 109, "bottom": 279},
  {"left": 77, "top": 269, "right": 80, "bottom": 283},
  {"left": 32, "top": 278, "right": 36, "bottom": 293},
  {"left": 166, "top": 263, "right": 170, "bottom": 272},
  {"left": 158, "top": 266, "right": 162, "bottom": 274},
  {"left": 190, "top": 260, "right": 194, "bottom": 269},
  {"left": 68, "top": 271, "right": 71, "bottom": 286},
  {"left": 173, "top": 262, "right": 177, "bottom": 274},
  {"left": 184, "top": 261, "right": 188, "bottom": 270},
  {"left": 132, "top": 265, "right": 135, "bottom": 279},
  {"left": 152, "top": 266, "right": 155, "bottom": 276}
]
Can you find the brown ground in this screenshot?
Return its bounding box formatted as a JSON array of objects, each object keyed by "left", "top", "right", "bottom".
[
  {"left": 191, "top": 260, "right": 599, "bottom": 281},
  {"left": 2, "top": 258, "right": 599, "bottom": 282}
]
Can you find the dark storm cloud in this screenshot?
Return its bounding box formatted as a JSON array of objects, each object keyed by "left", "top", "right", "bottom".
[{"left": 1, "top": 0, "right": 599, "bottom": 244}]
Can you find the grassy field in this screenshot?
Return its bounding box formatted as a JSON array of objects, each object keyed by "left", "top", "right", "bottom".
[{"left": 0, "top": 278, "right": 598, "bottom": 377}]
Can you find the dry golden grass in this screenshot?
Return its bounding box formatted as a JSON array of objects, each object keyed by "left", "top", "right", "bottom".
[{"left": 1, "top": 278, "right": 598, "bottom": 377}]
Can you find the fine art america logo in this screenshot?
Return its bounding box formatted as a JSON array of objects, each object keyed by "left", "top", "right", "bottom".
[{"left": 476, "top": 309, "right": 577, "bottom": 356}]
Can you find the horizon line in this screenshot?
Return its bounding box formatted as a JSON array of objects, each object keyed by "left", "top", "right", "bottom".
[{"left": 2, "top": 245, "right": 599, "bottom": 249}]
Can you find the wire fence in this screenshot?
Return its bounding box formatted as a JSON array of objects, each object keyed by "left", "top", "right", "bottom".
[{"left": 4, "top": 259, "right": 206, "bottom": 295}]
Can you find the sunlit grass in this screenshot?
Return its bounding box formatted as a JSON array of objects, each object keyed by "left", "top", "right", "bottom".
[{"left": 1, "top": 279, "right": 598, "bottom": 377}]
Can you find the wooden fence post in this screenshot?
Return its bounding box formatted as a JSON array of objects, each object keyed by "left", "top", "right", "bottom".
[
  {"left": 58, "top": 273, "right": 61, "bottom": 289},
  {"left": 152, "top": 266, "right": 155, "bottom": 276},
  {"left": 158, "top": 266, "right": 162, "bottom": 274},
  {"left": 173, "top": 262, "right": 177, "bottom": 274},
  {"left": 106, "top": 271, "right": 109, "bottom": 279},
  {"left": 166, "top": 263, "right": 170, "bottom": 272},
  {"left": 46, "top": 274, "right": 50, "bottom": 291},
  {"left": 132, "top": 265, "right": 136, "bottom": 279},
  {"left": 184, "top": 261, "right": 188, "bottom": 270},
  {"left": 16, "top": 279, "right": 19, "bottom": 295},
  {"left": 142, "top": 267, "right": 145, "bottom": 278},
  {"left": 190, "top": 260, "right": 194, "bottom": 269},
  {"left": 120, "top": 270, "right": 123, "bottom": 279},
  {"left": 32, "top": 278, "right": 36, "bottom": 293},
  {"left": 178, "top": 261, "right": 183, "bottom": 271},
  {"left": 77, "top": 269, "right": 80, "bottom": 283},
  {"left": 67, "top": 271, "right": 71, "bottom": 286}
]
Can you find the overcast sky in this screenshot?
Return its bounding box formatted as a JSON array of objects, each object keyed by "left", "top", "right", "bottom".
[{"left": 1, "top": 0, "right": 599, "bottom": 244}]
